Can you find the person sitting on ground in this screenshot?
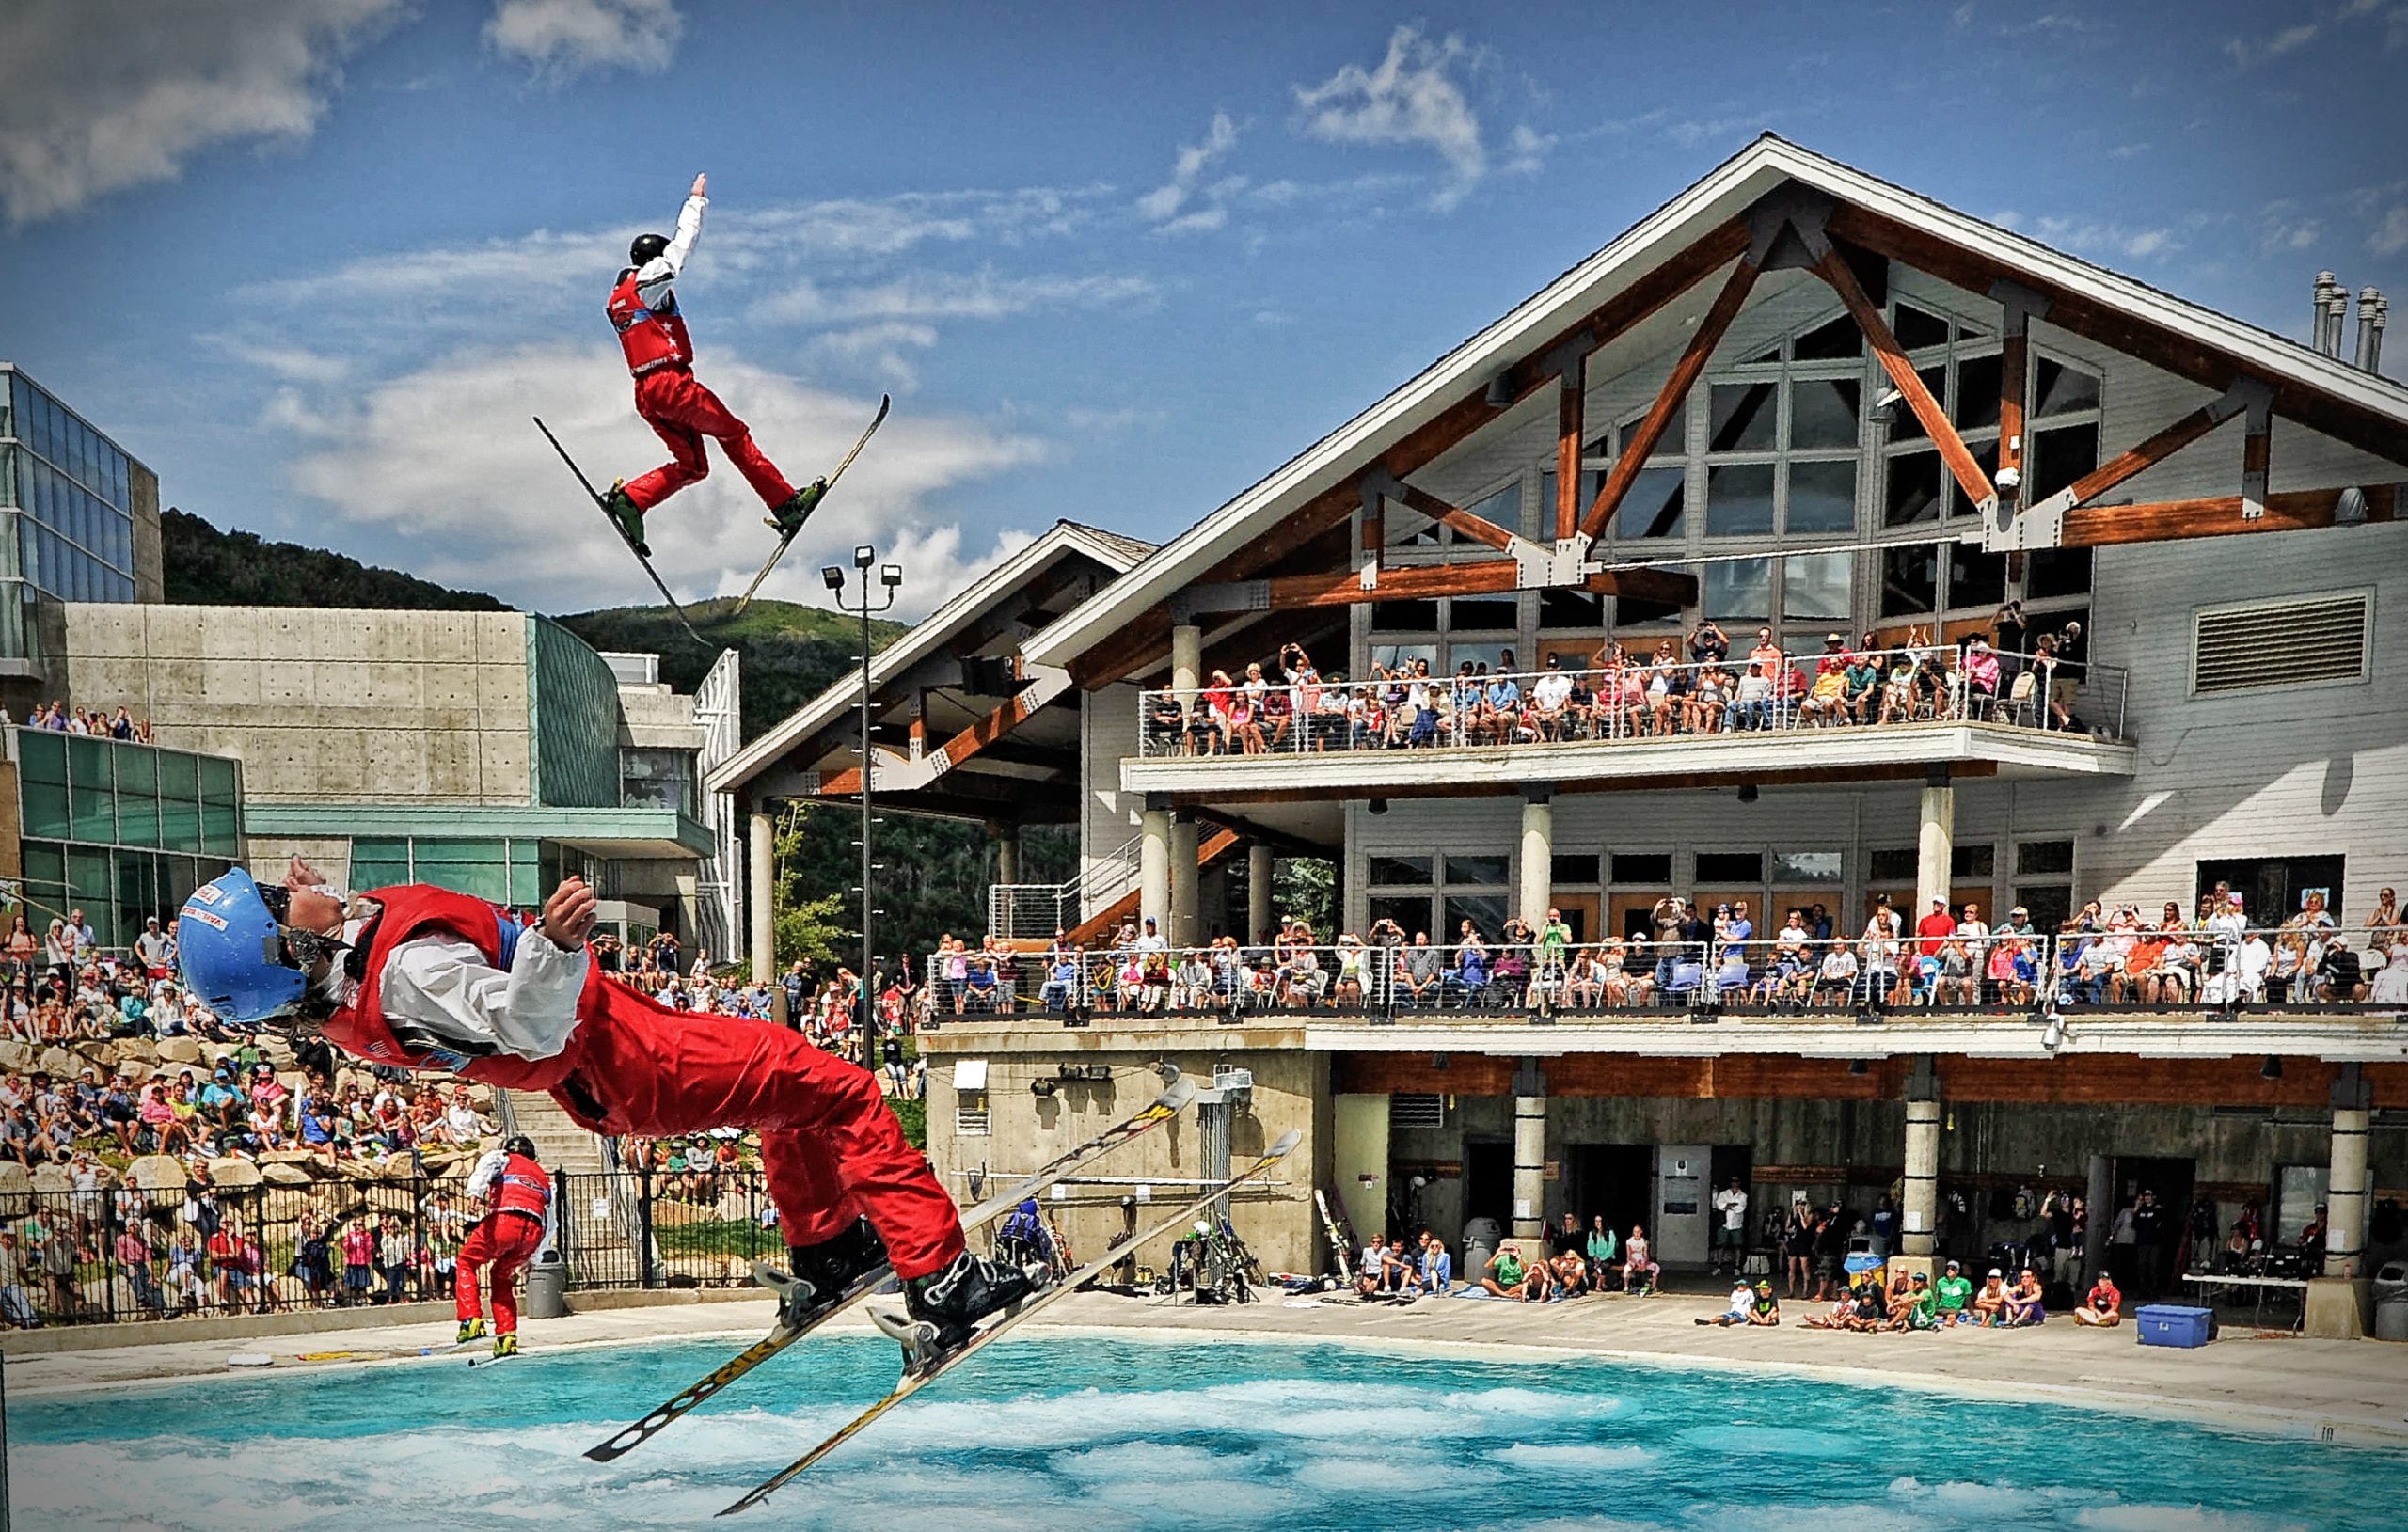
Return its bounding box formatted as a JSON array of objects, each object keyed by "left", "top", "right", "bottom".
[
  {"left": 1584, "top": 1214, "right": 1618, "bottom": 1281},
  {"left": 1802, "top": 1287, "right": 1860, "bottom": 1330},
  {"left": 1481, "top": 1241, "right": 1529, "bottom": 1298},
  {"left": 1418, "top": 1232, "right": 1453, "bottom": 1296},
  {"left": 1850, "top": 1273, "right": 1891, "bottom": 1332},
  {"left": 2004, "top": 1266, "right": 2047, "bottom": 1326},
  {"left": 1699, "top": 1277, "right": 1756, "bottom": 1326},
  {"left": 1745, "top": 1279, "right": 1781, "bottom": 1326},
  {"left": 2074, "top": 1271, "right": 2123, "bottom": 1327},
  {"left": 1969, "top": 1267, "right": 2010, "bottom": 1327},
  {"left": 1934, "top": 1259, "right": 1972, "bottom": 1326},
  {"left": 1901, "top": 1271, "right": 1941, "bottom": 1331}
]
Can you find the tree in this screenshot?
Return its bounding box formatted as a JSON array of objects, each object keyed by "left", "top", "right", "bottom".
[
  {"left": 1274, "top": 856, "right": 1338, "bottom": 940},
  {"left": 772, "top": 808, "right": 851, "bottom": 971}
]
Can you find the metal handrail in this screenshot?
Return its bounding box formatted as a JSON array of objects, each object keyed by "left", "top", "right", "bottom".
[
  {"left": 1136, "top": 646, "right": 2128, "bottom": 757},
  {"left": 988, "top": 833, "right": 1142, "bottom": 940}
]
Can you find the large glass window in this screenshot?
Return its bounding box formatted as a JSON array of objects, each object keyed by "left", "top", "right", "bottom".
[
  {"left": 1704, "top": 558, "right": 1772, "bottom": 624},
  {"left": 1782, "top": 552, "right": 1853, "bottom": 624},
  {"left": 1785, "top": 460, "right": 1857, "bottom": 532},
  {"left": 1704, "top": 463, "right": 1775, "bottom": 536},
  {"left": 620, "top": 748, "right": 698, "bottom": 816}
]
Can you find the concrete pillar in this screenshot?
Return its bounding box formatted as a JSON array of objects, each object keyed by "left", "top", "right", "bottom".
[
  {"left": 1517, "top": 787, "right": 1554, "bottom": 927},
  {"left": 2326, "top": 1066, "right": 2372, "bottom": 1279},
  {"left": 2083, "top": 1153, "right": 2112, "bottom": 1286},
  {"left": 1247, "top": 843, "right": 1275, "bottom": 946},
  {"left": 1902, "top": 1097, "right": 1941, "bottom": 1259},
  {"left": 1170, "top": 622, "right": 1202, "bottom": 699},
  {"left": 991, "top": 825, "right": 1020, "bottom": 888},
  {"left": 1513, "top": 1059, "right": 1547, "bottom": 1241},
  {"left": 1170, "top": 812, "right": 1201, "bottom": 947},
  {"left": 1915, "top": 766, "right": 1955, "bottom": 921},
  {"left": 1138, "top": 803, "right": 1172, "bottom": 935},
  {"left": 747, "top": 811, "right": 776, "bottom": 985}
]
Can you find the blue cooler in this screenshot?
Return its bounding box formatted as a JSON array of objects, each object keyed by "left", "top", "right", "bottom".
[{"left": 2135, "top": 1304, "right": 2216, "bottom": 1348}]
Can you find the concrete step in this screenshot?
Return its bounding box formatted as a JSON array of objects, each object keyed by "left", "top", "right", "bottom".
[{"left": 499, "top": 1090, "right": 613, "bottom": 1178}]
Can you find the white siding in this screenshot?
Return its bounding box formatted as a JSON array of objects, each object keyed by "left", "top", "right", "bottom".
[{"left": 1079, "top": 682, "right": 1142, "bottom": 919}]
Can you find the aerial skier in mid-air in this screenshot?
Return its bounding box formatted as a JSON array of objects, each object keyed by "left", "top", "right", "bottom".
[{"left": 595, "top": 171, "right": 826, "bottom": 557}]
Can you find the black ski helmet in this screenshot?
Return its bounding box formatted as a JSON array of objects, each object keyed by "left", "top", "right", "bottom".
[
  {"left": 629, "top": 232, "right": 670, "bottom": 266},
  {"left": 504, "top": 1134, "right": 538, "bottom": 1161}
]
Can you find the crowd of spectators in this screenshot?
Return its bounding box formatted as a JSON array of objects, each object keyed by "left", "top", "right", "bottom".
[
  {"left": 936, "top": 886, "right": 2402, "bottom": 1021},
  {"left": 2, "top": 702, "right": 155, "bottom": 741},
  {"left": 1146, "top": 607, "right": 2096, "bottom": 758}
]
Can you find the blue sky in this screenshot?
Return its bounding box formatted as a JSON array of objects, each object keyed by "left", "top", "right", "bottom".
[{"left": 2, "top": 0, "right": 2400, "bottom": 616}]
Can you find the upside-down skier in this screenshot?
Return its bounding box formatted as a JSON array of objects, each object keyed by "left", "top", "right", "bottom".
[
  {"left": 177, "top": 861, "right": 1034, "bottom": 1356},
  {"left": 598, "top": 171, "right": 825, "bottom": 556},
  {"left": 452, "top": 1132, "right": 549, "bottom": 1357}
]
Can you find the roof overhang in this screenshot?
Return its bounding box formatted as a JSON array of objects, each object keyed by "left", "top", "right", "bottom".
[
  {"left": 1024, "top": 134, "right": 2408, "bottom": 680},
  {"left": 240, "top": 802, "right": 715, "bottom": 859},
  {"left": 707, "top": 520, "right": 1149, "bottom": 798},
  {"left": 1119, "top": 721, "right": 2135, "bottom": 805}
]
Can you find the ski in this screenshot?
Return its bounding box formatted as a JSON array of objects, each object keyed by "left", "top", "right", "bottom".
[
  {"left": 717, "top": 1129, "right": 1302, "bottom": 1517},
  {"left": 466, "top": 1349, "right": 519, "bottom": 1369},
  {"left": 531, "top": 415, "right": 715, "bottom": 649},
  {"left": 728, "top": 394, "right": 889, "bottom": 619},
  {"left": 1316, "top": 1189, "right": 1355, "bottom": 1286},
  {"left": 581, "top": 1074, "right": 1196, "bottom": 1463}
]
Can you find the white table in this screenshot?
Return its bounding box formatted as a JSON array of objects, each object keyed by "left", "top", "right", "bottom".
[{"left": 2182, "top": 1271, "right": 2310, "bottom": 1331}]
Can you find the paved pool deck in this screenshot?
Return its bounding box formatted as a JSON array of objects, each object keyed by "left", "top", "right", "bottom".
[{"left": 13, "top": 1287, "right": 2405, "bottom": 1446}]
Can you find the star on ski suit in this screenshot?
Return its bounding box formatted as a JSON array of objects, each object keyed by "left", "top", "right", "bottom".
[
  {"left": 316, "top": 885, "right": 962, "bottom": 1278},
  {"left": 608, "top": 192, "right": 799, "bottom": 514}
]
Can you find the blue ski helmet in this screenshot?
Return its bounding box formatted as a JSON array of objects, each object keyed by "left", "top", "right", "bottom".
[{"left": 178, "top": 867, "right": 309, "bottom": 1023}]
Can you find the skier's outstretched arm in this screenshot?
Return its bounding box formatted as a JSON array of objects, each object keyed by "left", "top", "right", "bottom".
[
  {"left": 659, "top": 171, "right": 707, "bottom": 276},
  {"left": 381, "top": 877, "right": 596, "bottom": 1061}
]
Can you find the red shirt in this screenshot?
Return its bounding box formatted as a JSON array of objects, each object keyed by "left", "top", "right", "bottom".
[
  {"left": 341, "top": 1227, "right": 375, "bottom": 1266},
  {"left": 1916, "top": 911, "right": 1956, "bottom": 956}
]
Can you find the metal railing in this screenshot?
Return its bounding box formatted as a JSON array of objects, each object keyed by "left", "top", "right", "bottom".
[
  {"left": 988, "top": 833, "right": 1140, "bottom": 940},
  {"left": 924, "top": 923, "right": 2402, "bottom": 1021},
  {"left": 0, "top": 1163, "right": 791, "bottom": 1330},
  {"left": 1136, "top": 647, "right": 2128, "bottom": 758}
]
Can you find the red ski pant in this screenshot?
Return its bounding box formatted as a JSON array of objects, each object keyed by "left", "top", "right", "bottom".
[
  {"left": 455, "top": 1211, "right": 545, "bottom": 1335},
  {"left": 549, "top": 1001, "right": 964, "bottom": 1280},
  {"left": 623, "top": 366, "right": 796, "bottom": 513}
]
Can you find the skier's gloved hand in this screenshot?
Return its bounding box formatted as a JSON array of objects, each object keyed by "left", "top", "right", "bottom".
[{"left": 690, "top": 171, "right": 707, "bottom": 198}]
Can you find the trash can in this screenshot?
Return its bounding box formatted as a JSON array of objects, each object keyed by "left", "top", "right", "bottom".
[
  {"left": 1462, "top": 1217, "right": 1502, "bottom": 1287},
  {"left": 2375, "top": 1260, "right": 2408, "bottom": 1343},
  {"left": 525, "top": 1251, "right": 570, "bottom": 1320}
]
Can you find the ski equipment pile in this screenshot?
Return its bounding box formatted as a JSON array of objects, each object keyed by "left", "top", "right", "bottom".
[
  {"left": 716, "top": 1128, "right": 1302, "bottom": 1517},
  {"left": 729, "top": 394, "right": 888, "bottom": 618},
  {"left": 581, "top": 1075, "right": 1196, "bottom": 1463}
]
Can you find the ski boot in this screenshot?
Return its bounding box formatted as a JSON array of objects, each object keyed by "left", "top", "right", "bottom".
[
  {"left": 766, "top": 478, "right": 827, "bottom": 538},
  {"left": 491, "top": 1333, "right": 518, "bottom": 1359},
  {"left": 778, "top": 1219, "right": 889, "bottom": 1331},
  {"left": 901, "top": 1247, "right": 1040, "bottom": 1357},
  {"left": 456, "top": 1317, "right": 486, "bottom": 1345},
  {"left": 602, "top": 482, "right": 650, "bottom": 556}
]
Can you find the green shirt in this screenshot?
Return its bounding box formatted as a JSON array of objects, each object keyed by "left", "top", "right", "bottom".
[
  {"left": 1586, "top": 1230, "right": 1618, "bottom": 1263},
  {"left": 1908, "top": 1287, "right": 1939, "bottom": 1327},
  {"left": 1538, "top": 922, "right": 1572, "bottom": 962},
  {"left": 1935, "top": 1274, "right": 1972, "bottom": 1312},
  {"left": 1490, "top": 1253, "right": 1525, "bottom": 1286}
]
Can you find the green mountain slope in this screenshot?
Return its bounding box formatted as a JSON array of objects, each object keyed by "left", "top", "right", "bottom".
[{"left": 162, "top": 508, "right": 511, "bottom": 611}]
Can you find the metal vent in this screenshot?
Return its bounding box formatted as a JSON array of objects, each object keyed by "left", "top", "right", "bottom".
[
  {"left": 1390, "top": 1094, "right": 1445, "bottom": 1128},
  {"left": 2194, "top": 593, "right": 2368, "bottom": 695}
]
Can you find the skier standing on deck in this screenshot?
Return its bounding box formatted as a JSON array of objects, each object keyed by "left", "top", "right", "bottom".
[
  {"left": 176, "top": 860, "right": 1034, "bottom": 1355},
  {"left": 454, "top": 1132, "right": 550, "bottom": 1356},
  {"left": 599, "top": 172, "right": 825, "bottom": 556}
]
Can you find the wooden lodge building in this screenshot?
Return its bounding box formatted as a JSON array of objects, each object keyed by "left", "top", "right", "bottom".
[{"left": 713, "top": 137, "right": 2408, "bottom": 1333}]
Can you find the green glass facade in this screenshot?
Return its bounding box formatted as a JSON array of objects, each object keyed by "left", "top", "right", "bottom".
[
  {"left": 530, "top": 616, "right": 621, "bottom": 808},
  {"left": 345, "top": 834, "right": 602, "bottom": 909},
  {"left": 0, "top": 369, "right": 142, "bottom": 661},
  {"left": 13, "top": 729, "right": 243, "bottom": 946}
]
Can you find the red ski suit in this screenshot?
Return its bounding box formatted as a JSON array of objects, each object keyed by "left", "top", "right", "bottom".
[
  {"left": 455, "top": 1152, "right": 548, "bottom": 1335},
  {"left": 608, "top": 266, "right": 796, "bottom": 515},
  {"left": 321, "top": 886, "right": 961, "bottom": 1278}
]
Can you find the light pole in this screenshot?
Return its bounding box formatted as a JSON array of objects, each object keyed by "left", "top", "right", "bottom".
[{"left": 823, "top": 548, "right": 901, "bottom": 1058}]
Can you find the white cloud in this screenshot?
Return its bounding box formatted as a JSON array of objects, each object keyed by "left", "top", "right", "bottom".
[
  {"left": 812, "top": 321, "right": 940, "bottom": 389},
  {"left": 750, "top": 270, "right": 1154, "bottom": 327},
  {"left": 1138, "top": 112, "right": 1240, "bottom": 229},
  {"left": 483, "top": 0, "right": 683, "bottom": 79},
  {"left": 1501, "top": 124, "right": 1555, "bottom": 176},
  {"left": 2370, "top": 205, "right": 2408, "bottom": 256},
  {"left": 205, "top": 338, "right": 353, "bottom": 384},
  {"left": 1952, "top": 2, "right": 1975, "bottom": 25},
  {"left": 1294, "top": 26, "right": 1487, "bottom": 207},
  {"left": 0, "top": 0, "right": 405, "bottom": 224},
  {"left": 277, "top": 342, "right": 1043, "bottom": 614},
  {"left": 2020, "top": 214, "right": 2183, "bottom": 262},
  {"left": 2224, "top": 22, "right": 2321, "bottom": 67}
]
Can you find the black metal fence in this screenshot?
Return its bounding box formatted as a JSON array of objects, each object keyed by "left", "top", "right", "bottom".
[{"left": 0, "top": 1165, "right": 787, "bottom": 1330}]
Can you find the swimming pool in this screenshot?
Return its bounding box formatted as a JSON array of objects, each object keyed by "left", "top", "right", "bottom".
[{"left": 11, "top": 1334, "right": 2400, "bottom": 1530}]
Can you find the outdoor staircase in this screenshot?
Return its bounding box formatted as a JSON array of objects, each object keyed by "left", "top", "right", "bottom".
[
  {"left": 1062, "top": 825, "right": 1242, "bottom": 945},
  {"left": 496, "top": 1089, "right": 612, "bottom": 1177}
]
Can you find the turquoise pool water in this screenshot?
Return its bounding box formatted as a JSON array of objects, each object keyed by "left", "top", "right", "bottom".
[{"left": 11, "top": 1334, "right": 2400, "bottom": 1530}]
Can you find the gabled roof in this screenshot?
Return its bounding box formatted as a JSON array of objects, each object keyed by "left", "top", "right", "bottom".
[
  {"left": 1024, "top": 134, "right": 2408, "bottom": 675},
  {"left": 706, "top": 518, "right": 1151, "bottom": 794}
]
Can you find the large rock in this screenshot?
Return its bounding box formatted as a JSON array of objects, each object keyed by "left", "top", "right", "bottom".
[
  {"left": 36, "top": 1046, "right": 78, "bottom": 1078},
  {"left": 29, "top": 1164, "right": 71, "bottom": 1194},
  {"left": 0, "top": 1040, "right": 30, "bottom": 1071},
  {"left": 127, "top": 1155, "right": 190, "bottom": 1192},
  {"left": 0, "top": 1162, "right": 30, "bottom": 1195},
  {"left": 203, "top": 1157, "right": 262, "bottom": 1189},
  {"left": 156, "top": 1037, "right": 203, "bottom": 1065},
  {"left": 261, "top": 1161, "right": 315, "bottom": 1187}
]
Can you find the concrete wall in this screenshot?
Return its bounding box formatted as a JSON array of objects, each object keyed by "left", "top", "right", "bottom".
[
  {"left": 922, "top": 1024, "right": 1330, "bottom": 1276},
  {"left": 60, "top": 605, "right": 537, "bottom": 806}
]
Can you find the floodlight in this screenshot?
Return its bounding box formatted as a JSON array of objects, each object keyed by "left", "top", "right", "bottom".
[
  {"left": 820, "top": 566, "right": 846, "bottom": 592},
  {"left": 854, "top": 544, "right": 876, "bottom": 568}
]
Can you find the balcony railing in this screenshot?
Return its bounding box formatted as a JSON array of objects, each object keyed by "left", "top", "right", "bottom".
[
  {"left": 923, "top": 924, "right": 2400, "bottom": 1022},
  {"left": 1136, "top": 648, "right": 2127, "bottom": 758}
]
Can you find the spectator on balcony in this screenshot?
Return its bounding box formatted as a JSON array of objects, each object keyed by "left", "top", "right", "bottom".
[
  {"left": 1402, "top": 931, "right": 1442, "bottom": 1008},
  {"left": 1812, "top": 939, "right": 1859, "bottom": 1007},
  {"left": 1932, "top": 938, "right": 1978, "bottom": 1005},
  {"left": 1147, "top": 688, "right": 1191, "bottom": 756},
  {"left": 1173, "top": 948, "right": 1213, "bottom": 1010},
  {"left": 2050, "top": 620, "right": 2087, "bottom": 730},
  {"left": 1687, "top": 618, "right": 1731, "bottom": 666},
  {"left": 1447, "top": 922, "right": 1491, "bottom": 1006},
  {"left": 1530, "top": 656, "right": 1575, "bottom": 741},
  {"left": 2315, "top": 936, "right": 2367, "bottom": 1002},
  {"left": 1563, "top": 947, "right": 1606, "bottom": 1007},
  {"left": 1914, "top": 897, "right": 1955, "bottom": 961},
  {"left": 1721, "top": 659, "right": 1771, "bottom": 732}
]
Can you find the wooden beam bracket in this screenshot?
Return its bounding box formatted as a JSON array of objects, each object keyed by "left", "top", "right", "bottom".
[{"left": 1995, "top": 375, "right": 2275, "bottom": 552}]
